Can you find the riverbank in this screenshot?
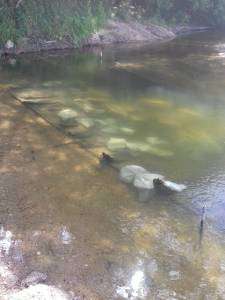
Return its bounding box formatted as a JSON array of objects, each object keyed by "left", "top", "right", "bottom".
[{"left": 1, "top": 20, "right": 177, "bottom": 55}]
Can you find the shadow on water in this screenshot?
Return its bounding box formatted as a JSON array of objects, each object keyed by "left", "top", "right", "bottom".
[{"left": 1, "top": 31, "right": 225, "bottom": 298}]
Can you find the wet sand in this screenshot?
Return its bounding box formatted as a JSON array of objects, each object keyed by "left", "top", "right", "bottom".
[{"left": 0, "top": 90, "right": 137, "bottom": 299}]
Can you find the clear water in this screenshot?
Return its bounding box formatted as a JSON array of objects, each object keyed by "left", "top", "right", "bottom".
[{"left": 1, "top": 31, "right": 225, "bottom": 298}]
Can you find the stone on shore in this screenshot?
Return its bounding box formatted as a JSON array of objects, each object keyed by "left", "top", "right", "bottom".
[
  {"left": 21, "top": 271, "right": 47, "bottom": 287},
  {"left": 77, "top": 117, "right": 94, "bottom": 129},
  {"left": 4, "top": 284, "right": 71, "bottom": 300},
  {"left": 58, "top": 109, "right": 78, "bottom": 126},
  {"left": 169, "top": 270, "right": 180, "bottom": 281},
  {"left": 119, "top": 165, "right": 146, "bottom": 184},
  {"left": 59, "top": 226, "right": 72, "bottom": 245},
  {"left": 0, "top": 227, "right": 13, "bottom": 256},
  {"left": 5, "top": 40, "right": 14, "bottom": 50},
  {"left": 0, "top": 262, "right": 18, "bottom": 289}
]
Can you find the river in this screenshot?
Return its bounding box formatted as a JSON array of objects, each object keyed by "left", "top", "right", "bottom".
[{"left": 1, "top": 31, "right": 225, "bottom": 299}]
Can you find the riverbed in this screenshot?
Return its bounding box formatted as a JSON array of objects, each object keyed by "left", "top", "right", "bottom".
[{"left": 1, "top": 31, "right": 225, "bottom": 299}]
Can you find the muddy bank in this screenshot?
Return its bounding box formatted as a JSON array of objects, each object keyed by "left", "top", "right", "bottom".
[
  {"left": 86, "top": 20, "right": 175, "bottom": 46},
  {"left": 0, "top": 20, "right": 177, "bottom": 55}
]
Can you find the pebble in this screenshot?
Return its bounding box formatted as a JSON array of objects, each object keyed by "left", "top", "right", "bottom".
[
  {"left": 169, "top": 270, "right": 180, "bottom": 281},
  {"left": 58, "top": 109, "right": 78, "bottom": 126},
  {"left": 21, "top": 271, "right": 47, "bottom": 287},
  {"left": 59, "top": 226, "right": 72, "bottom": 245},
  {"left": 77, "top": 117, "right": 94, "bottom": 129},
  {"left": 5, "top": 283, "right": 71, "bottom": 300}
]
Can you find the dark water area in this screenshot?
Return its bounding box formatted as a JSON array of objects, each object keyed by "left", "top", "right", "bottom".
[{"left": 1, "top": 30, "right": 225, "bottom": 298}]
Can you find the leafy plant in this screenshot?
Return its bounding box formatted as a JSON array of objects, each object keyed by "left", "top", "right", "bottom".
[
  {"left": 1, "top": 0, "right": 225, "bottom": 47},
  {"left": 0, "top": 0, "right": 107, "bottom": 45}
]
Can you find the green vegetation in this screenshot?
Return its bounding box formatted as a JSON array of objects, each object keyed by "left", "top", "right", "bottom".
[
  {"left": 1, "top": 0, "right": 225, "bottom": 46},
  {"left": 0, "top": 0, "right": 108, "bottom": 45},
  {"left": 110, "top": 0, "right": 225, "bottom": 27}
]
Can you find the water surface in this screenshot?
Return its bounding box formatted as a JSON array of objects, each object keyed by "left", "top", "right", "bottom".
[{"left": 1, "top": 31, "right": 225, "bottom": 299}]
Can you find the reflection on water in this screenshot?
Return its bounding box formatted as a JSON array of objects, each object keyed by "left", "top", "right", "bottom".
[{"left": 1, "top": 31, "right": 225, "bottom": 298}]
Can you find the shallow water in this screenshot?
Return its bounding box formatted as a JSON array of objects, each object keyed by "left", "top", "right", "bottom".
[{"left": 2, "top": 31, "right": 225, "bottom": 298}]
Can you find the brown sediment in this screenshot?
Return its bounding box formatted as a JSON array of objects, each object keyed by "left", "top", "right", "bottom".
[{"left": 0, "top": 91, "right": 137, "bottom": 298}]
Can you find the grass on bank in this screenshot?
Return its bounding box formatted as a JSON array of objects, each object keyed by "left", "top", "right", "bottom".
[
  {"left": 1, "top": 0, "right": 225, "bottom": 47},
  {"left": 0, "top": 0, "right": 107, "bottom": 46}
]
